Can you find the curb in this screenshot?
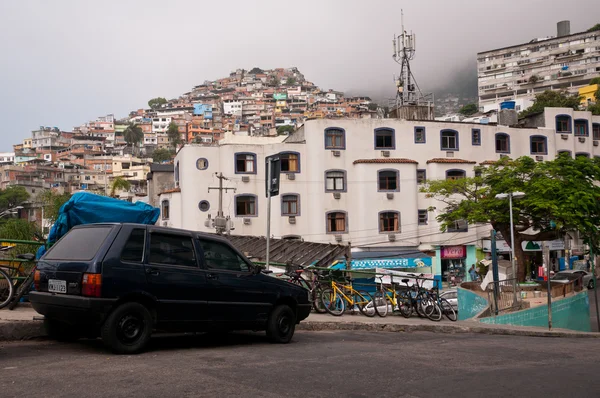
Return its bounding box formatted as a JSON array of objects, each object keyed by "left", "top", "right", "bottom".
[
  {"left": 297, "top": 320, "right": 600, "bottom": 338},
  {"left": 0, "top": 320, "right": 45, "bottom": 341}
]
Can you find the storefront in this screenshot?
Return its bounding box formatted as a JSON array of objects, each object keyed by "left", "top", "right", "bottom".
[{"left": 436, "top": 245, "right": 478, "bottom": 286}]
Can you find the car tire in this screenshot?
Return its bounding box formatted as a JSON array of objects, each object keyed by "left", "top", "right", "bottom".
[
  {"left": 266, "top": 304, "right": 296, "bottom": 344},
  {"left": 44, "top": 318, "right": 80, "bottom": 342},
  {"left": 101, "top": 302, "right": 153, "bottom": 355}
]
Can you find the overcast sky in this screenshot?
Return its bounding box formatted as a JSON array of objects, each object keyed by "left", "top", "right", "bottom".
[{"left": 0, "top": 0, "right": 598, "bottom": 151}]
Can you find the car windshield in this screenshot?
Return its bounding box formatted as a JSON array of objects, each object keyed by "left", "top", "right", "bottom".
[
  {"left": 43, "top": 226, "right": 113, "bottom": 261},
  {"left": 552, "top": 273, "right": 571, "bottom": 280}
]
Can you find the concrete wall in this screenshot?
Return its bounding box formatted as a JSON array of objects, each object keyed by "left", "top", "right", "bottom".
[
  {"left": 479, "top": 290, "right": 591, "bottom": 332},
  {"left": 457, "top": 287, "right": 490, "bottom": 321}
]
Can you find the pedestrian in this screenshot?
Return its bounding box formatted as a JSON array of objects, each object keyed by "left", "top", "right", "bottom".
[{"left": 469, "top": 264, "right": 478, "bottom": 281}]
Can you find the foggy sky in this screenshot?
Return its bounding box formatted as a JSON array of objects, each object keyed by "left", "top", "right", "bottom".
[{"left": 0, "top": 0, "right": 598, "bottom": 151}]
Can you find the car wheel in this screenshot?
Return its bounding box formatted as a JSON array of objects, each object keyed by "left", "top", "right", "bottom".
[
  {"left": 101, "top": 302, "right": 153, "bottom": 355},
  {"left": 266, "top": 304, "right": 296, "bottom": 344},
  {"left": 44, "top": 318, "right": 80, "bottom": 342},
  {"left": 589, "top": 280, "right": 595, "bottom": 289}
]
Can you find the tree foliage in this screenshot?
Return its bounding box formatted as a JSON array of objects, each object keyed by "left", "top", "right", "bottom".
[
  {"left": 110, "top": 176, "right": 131, "bottom": 197},
  {"left": 249, "top": 67, "right": 263, "bottom": 74},
  {"left": 38, "top": 190, "right": 71, "bottom": 225},
  {"left": 286, "top": 77, "right": 296, "bottom": 86},
  {"left": 152, "top": 148, "right": 174, "bottom": 163},
  {"left": 458, "top": 103, "right": 478, "bottom": 116},
  {"left": 519, "top": 90, "right": 581, "bottom": 117},
  {"left": 167, "top": 122, "right": 182, "bottom": 149},
  {"left": 588, "top": 102, "right": 600, "bottom": 116},
  {"left": 421, "top": 155, "right": 600, "bottom": 281},
  {"left": 123, "top": 123, "right": 144, "bottom": 153},
  {"left": 587, "top": 23, "right": 600, "bottom": 32},
  {"left": 147, "top": 97, "right": 167, "bottom": 109},
  {"left": 276, "top": 125, "right": 295, "bottom": 135},
  {"left": 590, "top": 77, "right": 600, "bottom": 85},
  {"left": 0, "top": 219, "right": 43, "bottom": 254},
  {"left": 0, "top": 186, "right": 29, "bottom": 212}
]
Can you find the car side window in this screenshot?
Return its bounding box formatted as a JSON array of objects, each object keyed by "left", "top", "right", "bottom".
[
  {"left": 198, "top": 239, "right": 249, "bottom": 272},
  {"left": 148, "top": 233, "right": 197, "bottom": 267},
  {"left": 121, "top": 228, "right": 146, "bottom": 263}
]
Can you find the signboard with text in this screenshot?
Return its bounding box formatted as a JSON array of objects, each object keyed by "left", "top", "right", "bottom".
[{"left": 441, "top": 246, "right": 466, "bottom": 259}]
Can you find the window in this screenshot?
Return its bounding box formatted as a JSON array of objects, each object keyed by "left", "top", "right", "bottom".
[
  {"left": 418, "top": 210, "right": 428, "bottom": 225},
  {"left": 325, "top": 170, "right": 346, "bottom": 192},
  {"left": 575, "top": 152, "right": 590, "bottom": 158},
  {"left": 280, "top": 152, "right": 300, "bottom": 173},
  {"left": 198, "top": 239, "right": 249, "bottom": 272},
  {"left": 472, "top": 129, "right": 481, "bottom": 146},
  {"left": 235, "top": 195, "right": 257, "bottom": 216},
  {"left": 324, "top": 128, "right": 345, "bottom": 149},
  {"left": 235, "top": 153, "right": 256, "bottom": 174},
  {"left": 574, "top": 119, "right": 589, "bottom": 136},
  {"left": 44, "top": 226, "right": 112, "bottom": 261},
  {"left": 593, "top": 123, "right": 600, "bottom": 140},
  {"left": 414, "top": 127, "right": 426, "bottom": 144},
  {"left": 161, "top": 200, "right": 170, "bottom": 220},
  {"left": 375, "top": 128, "right": 395, "bottom": 149},
  {"left": 555, "top": 115, "right": 572, "bottom": 133},
  {"left": 121, "top": 228, "right": 145, "bottom": 263},
  {"left": 530, "top": 136, "right": 548, "bottom": 155},
  {"left": 148, "top": 233, "right": 196, "bottom": 267},
  {"left": 281, "top": 194, "right": 299, "bottom": 216},
  {"left": 440, "top": 130, "right": 459, "bottom": 150},
  {"left": 416, "top": 169, "right": 426, "bottom": 184},
  {"left": 379, "top": 211, "right": 400, "bottom": 233},
  {"left": 378, "top": 170, "right": 399, "bottom": 191},
  {"left": 446, "top": 169, "right": 466, "bottom": 180},
  {"left": 196, "top": 158, "right": 208, "bottom": 170},
  {"left": 326, "top": 211, "right": 347, "bottom": 233},
  {"left": 447, "top": 219, "right": 469, "bottom": 232},
  {"left": 198, "top": 200, "right": 210, "bottom": 212},
  {"left": 495, "top": 133, "right": 510, "bottom": 153}
]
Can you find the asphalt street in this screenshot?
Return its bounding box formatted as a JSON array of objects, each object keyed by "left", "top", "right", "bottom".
[{"left": 1, "top": 330, "right": 599, "bottom": 398}]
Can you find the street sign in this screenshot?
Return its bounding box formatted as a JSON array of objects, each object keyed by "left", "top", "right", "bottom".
[{"left": 265, "top": 154, "right": 280, "bottom": 197}]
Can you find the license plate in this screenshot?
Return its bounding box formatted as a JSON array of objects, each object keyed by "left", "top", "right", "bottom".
[{"left": 48, "top": 279, "right": 67, "bottom": 294}]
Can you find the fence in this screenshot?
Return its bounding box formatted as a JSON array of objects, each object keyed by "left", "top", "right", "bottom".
[{"left": 486, "top": 278, "right": 520, "bottom": 315}]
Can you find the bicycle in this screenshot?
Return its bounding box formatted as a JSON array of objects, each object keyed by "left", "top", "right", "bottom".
[
  {"left": 430, "top": 289, "right": 457, "bottom": 321},
  {"left": 283, "top": 264, "right": 330, "bottom": 313},
  {"left": 398, "top": 275, "right": 441, "bottom": 321},
  {"left": 0, "top": 253, "right": 37, "bottom": 310},
  {"left": 370, "top": 274, "right": 406, "bottom": 317},
  {"left": 320, "top": 276, "right": 374, "bottom": 317}
]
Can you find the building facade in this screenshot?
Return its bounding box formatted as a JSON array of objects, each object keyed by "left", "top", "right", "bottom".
[{"left": 478, "top": 21, "right": 600, "bottom": 112}]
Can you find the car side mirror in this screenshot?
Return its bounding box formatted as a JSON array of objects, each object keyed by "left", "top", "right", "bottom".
[{"left": 253, "top": 264, "right": 264, "bottom": 275}]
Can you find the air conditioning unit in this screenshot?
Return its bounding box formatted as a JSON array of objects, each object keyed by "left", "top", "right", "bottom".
[
  {"left": 334, "top": 234, "right": 343, "bottom": 242},
  {"left": 386, "top": 192, "right": 394, "bottom": 200},
  {"left": 446, "top": 151, "right": 454, "bottom": 158},
  {"left": 241, "top": 176, "right": 250, "bottom": 182},
  {"left": 333, "top": 192, "right": 341, "bottom": 199},
  {"left": 388, "top": 234, "right": 396, "bottom": 242},
  {"left": 535, "top": 155, "right": 544, "bottom": 161},
  {"left": 287, "top": 173, "right": 295, "bottom": 180},
  {"left": 288, "top": 216, "right": 296, "bottom": 224},
  {"left": 332, "top": 150, "right": 341, "bottom": 157},
  {"left": 561, "top": 134, "right": 569, "bottom": 140},
  {"left": 594, "top": 141, "right": 599, "bottom": 147},
  {"left": 381, "top": 150, "right": 390, "bottom": 157},
  {"left": 578, "top": 137, "right": 586, "bottom": 143},
  {"left": 243, "top": 218, "right": 251, "bottom": 225}
]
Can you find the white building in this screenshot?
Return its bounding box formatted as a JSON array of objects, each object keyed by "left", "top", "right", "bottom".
[
  {"left": 161, "top": 108, "right": 600, "bottom": 284},
  {"left": 477, "top": 21, "right": 600, "bottom": 111},
  {"left": 0, "top": 152, "right": 15, "bottom": 164},
  {"left": 223, "top": 101, "right": 243, "bottom": 116},
  {"left": 152, "top": 116, "right": 172, "bottom": 134}
]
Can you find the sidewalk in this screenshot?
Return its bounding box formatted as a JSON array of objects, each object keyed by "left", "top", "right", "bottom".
[{"left": 1, "top": 306, "right": 599, "bottom": 341}]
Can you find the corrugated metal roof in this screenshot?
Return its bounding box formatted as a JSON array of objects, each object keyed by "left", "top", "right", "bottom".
[
  {"left": 353, "top": 158, "right": 418, "bottom": 164},
  {"left": 426, "top": 158, "right": 477, "bottom": 164},
  {"left": 223, "top": 235, "right": 348, "bottom": 267}
]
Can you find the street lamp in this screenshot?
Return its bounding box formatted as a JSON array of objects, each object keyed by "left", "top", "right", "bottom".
[{"left": 495, "top": 192, "right": 525, "bottom": 281}]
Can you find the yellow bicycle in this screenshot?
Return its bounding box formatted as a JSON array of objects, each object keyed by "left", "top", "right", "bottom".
[{"left": 320, "top": 278, "right": 375, "bottom": 317}]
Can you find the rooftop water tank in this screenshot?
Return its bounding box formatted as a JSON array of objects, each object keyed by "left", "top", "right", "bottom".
[{"left": 500, "top": 101, "right": 516, "bottom": 110}]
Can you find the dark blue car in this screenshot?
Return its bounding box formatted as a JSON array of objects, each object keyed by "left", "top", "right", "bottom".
[{"left": 30, "top": 223, "right": 311, "bottom": 354}]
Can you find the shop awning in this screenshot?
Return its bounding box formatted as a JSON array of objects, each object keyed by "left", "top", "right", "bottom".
[{"left": 330, "top": 248, "right": 432, "bottom": 270}]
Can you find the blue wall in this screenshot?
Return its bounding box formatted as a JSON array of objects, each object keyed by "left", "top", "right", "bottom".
[{"left": 457, "top": 287, "right": 489, "bottom": 320}]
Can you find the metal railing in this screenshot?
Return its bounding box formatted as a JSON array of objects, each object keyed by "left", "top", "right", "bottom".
[{"left": 486, "top": 278, "right": 520, "bottom": 315}]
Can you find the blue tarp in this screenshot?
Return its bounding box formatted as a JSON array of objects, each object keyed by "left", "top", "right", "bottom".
[{"left": 37, "top": 192, "right": 160, "bottom": 258}]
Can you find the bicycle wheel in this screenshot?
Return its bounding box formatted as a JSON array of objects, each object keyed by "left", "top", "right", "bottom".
[
  {"left": 0, "top": 268, "right": 15, "bottom": 309},
  {"left": 372, "top": 291, "right": 389, "bottom": 317},
  {"left": 355, "top": 290, "right": 375, "bottom": 317},
  {"left": 397, "top": 292, "right": 412, "bottom": 318},
  {"left": 440, "top": 298, "right": 457, "bottom": 321},
  {"left": 320, "top": 287, "right": 345, "bottom": 316},
  {"left": 312, "top": 286, "right": 327, "bottom": 313},
  {"left": 8, "top": 271, "right": 34, "bottom": 310}
]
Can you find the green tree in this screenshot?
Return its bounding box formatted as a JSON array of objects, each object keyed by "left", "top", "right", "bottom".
[
  {"left": 123, "top": 123, "right": 144, "bottom": 154},
  {"left": 587, "top": 23, "right": 600, "bottom": 32},
  {"left": 588, "top": 102, "right": 600, "bottom": 116},
  {"left": 519, "top": 90, "right": 582, "bottom": 117},
  {"left": 152, "top": 148, "right": 174, "bottom": 163},
  {"left": 167, "top": 122, "right": 182, "bottom": 150},
  {"left": 367, "top": 103, "right": 378, "bottom": 111},
  {"left": 421, "top": 155, "right": 600, "bottom": 281},
  {"left": 249, "top": 67, "right": 263, "bottom": 74},
  {"left": 276, "top": 125, "right": 295, "bottom": 135},
  {"left": 589, "top": 77, "right": 600, "bottom": 85},
  {"left": 109, "top": 176, "right": 131, "bottom": 198},
  {"left": 0, "top": 186, "right": 29, "bottom": 212},
  {"left": 286, "top": 77, "right": 296, "bottom": 86},
  {"left": 38, "top": 190, "right": 71, "bottom": 225},
  {"left": 147, "top": 97, "right": 167, "bottom": 109},
  {"left": 0, "top": 219, "right": 43, "bottom": 255},
  {"left": 458, "top": 103, "right": 478, "bottom": 116}
]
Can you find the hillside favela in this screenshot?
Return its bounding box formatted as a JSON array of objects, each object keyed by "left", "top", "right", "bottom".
[{"left": 1, "top": 2, "right": 600, "bottom": 397}]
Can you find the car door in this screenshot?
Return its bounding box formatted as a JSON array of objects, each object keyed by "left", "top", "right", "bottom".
[
  {"left": 143, "top": 229, "right": 209, "bottom": 325},
  {"left": 196, "top": 237, "right": 270, "bottom": 325}
]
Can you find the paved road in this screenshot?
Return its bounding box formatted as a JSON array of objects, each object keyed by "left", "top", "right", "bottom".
[{"left": 1, "top": 331, "right": 599, "bottom": 398}]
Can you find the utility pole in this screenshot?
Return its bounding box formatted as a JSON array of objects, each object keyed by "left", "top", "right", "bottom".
[
  {"left": 544, "top": 243, "right": 552, "bottom": 330},
  {"left": 208, "top": 172, "right": 235, "bottom": 234}
]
